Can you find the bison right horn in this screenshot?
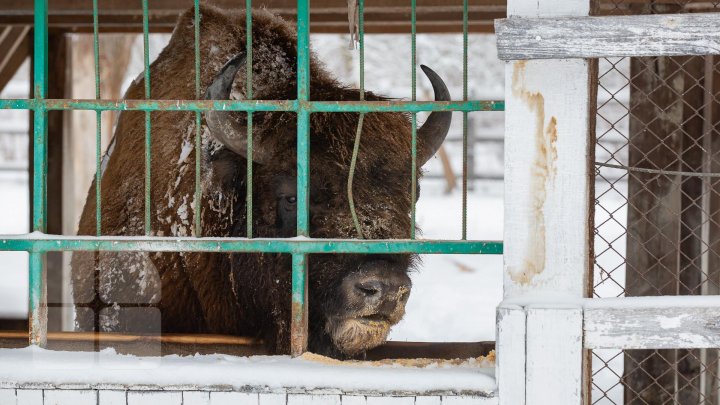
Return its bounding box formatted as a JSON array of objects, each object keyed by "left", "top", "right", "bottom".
[
  {"left": 204, "top": 52, "right": 272, "bottom": 164},
  {"left": 417, "top": 65, "right": 452, "bottom": 167}
]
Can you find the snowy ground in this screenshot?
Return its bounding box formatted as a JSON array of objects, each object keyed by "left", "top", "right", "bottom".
[
  {"left": 0, "top": 346, "right": 496, "bottom": 394},
  {"left": 0, "top": 172, "right": 29, "bottom": 319}
]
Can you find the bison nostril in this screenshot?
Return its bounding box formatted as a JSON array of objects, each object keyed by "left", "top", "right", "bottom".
[{"left": 355, "top": 281, "right": 382, "bottom": 297}]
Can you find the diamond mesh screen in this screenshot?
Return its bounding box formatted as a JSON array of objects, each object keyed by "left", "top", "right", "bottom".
[{"left": 593, "top": 1, "right": 720, "bottom": 404}]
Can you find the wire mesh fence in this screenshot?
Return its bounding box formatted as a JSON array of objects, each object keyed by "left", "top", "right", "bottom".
[{"left": 594, "top": 1, "right": 720, "bottom": 403}]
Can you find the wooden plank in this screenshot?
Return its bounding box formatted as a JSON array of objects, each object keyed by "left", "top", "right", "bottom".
[
  {"left": 183, "top": 392, "right": 210, "bottom": 405},
  {"left": 126, "top": 392, "right": 182, "bottom": 405},
  {"left": 44, "top": 390, "right": 97, "bottom": 405},
  {"left": 258, "top": 394, "right": 285, "bottom": 405},
  {"left": 502, "top": 56, "right": 594, "bottom": 298},
  {"left": 441, "top": 396, "right": 498, "bottom": 405},
  {"left": 0, "top": 0, "right": 506, "bottom": 14},
  {"left": 209, "top": 392, "right": 258, "bottom": 405},
  {"left": 585, "top": 305, "right": 720, "bottom": 349},
  {"left": 287, "top": 395, "right": 340, "bottom": 405},
  {"left": 0, "top": 25, "right": 29, "bottom": 92},
  {"left": 0, "top": 330, "right": 491, "bottom": 358},
  {"left": 365, "top": 341, "right": 494, "bottom": 360},
  {"left": 496, "top": 12, "right": 720, "bottom": 60},
  {"left": 20, "top": 23, "right": 497, "bottom": 35},
  {"left": 15, "top": 390, "right": 43, "bottom": 405},
  {"left": 501, "top": 0, "right": 593, "bottom": 402},
  {"left": 413, "top": 397, "right": 439, "bottom": 405},
  {"left": 0, "top": 389, "right": 17, "bottom": 405},
  {"left": 365, "top": 397, "right": 414, "bottom": 405},
  {"left": 98, "top": 391, "right": 126, "bottom": 405},
  {"left": 525, "top": 308, "right": 583, "bottom": 405},
  {"left": 340, "top": 396, "right": 366, "bottom": 405},
  {"left": 0, "top": 0, "right": 502, "bottom": 34},
  {"left": 496, "top": 306, "right": 525, "bottom": 405},
  {"left": 0, "top": 331, "right": 264, "bottom": 355}
]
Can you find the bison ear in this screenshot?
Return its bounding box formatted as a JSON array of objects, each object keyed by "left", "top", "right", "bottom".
[
  {"left": 417, "top": 65, "right": 452, "bottom": 167},
  {"left": 204, "top": 52, "right": 272, "bottom": 164}
]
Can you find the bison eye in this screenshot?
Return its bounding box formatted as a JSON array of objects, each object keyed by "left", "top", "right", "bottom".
[{"left": 286, "top": 196, "right": 297, "bottom": 204}]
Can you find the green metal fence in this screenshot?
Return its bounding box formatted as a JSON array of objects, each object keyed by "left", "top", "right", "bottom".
[{"left": 0, "top": 0, "right": 504, "bottom": 356}]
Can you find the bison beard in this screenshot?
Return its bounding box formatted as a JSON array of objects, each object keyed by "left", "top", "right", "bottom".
[{"left": 70, "top": 4, "right": 451, "bottom": 359}]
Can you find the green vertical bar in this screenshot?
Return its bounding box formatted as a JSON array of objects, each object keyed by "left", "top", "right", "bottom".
[
  {"left": 142, "top": 0, "right": 152, "bottom": 236},
  {"left": 296, "top": 0, "right": 310, "bottom": 236},
  {"left": 246, "top": 0, "right": 254, "bottom": 238},
  {"left": 462, "top": 0, "right": 468, "bottom": 240},
  {"left": 28, "top": 252, "right": 46, "bottom": 346},
  {"left": 410, "top": 0, "right": 417, "bottom": 239},
  {"left": 194, "top": 0, "right": 202, "bottom": 237},
  {"left": 93, "top": 0, "right": 102, "bottom": 236},
  {"left": 291, "top": 253, "right": 308, "bottom": 354},
  {"left": 292, "top": 0, "right": 310, "bottom": 357},
  {"left": 30, "top": 0, "right": 48, "bottom": 347}
]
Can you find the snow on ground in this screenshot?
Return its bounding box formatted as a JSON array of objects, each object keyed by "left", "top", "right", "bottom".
[
  {"left": 0, "top": 172, "right": 29, "bottom": 319},
  {"left": 0, "top": 61, "right": 29, "bottom": 320},
  {"left": 390, "top": 180, "right": 503, "bottom": 342},
  {"left": 0, "top": 346, "right": 496, "bottom": 394}
]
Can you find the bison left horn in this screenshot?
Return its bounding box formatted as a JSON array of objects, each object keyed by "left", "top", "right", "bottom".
[
  {"left": 417, "top": 65, "right": 452, "bottom": 167},
  {"left": 204, "top": 52, "right": 272, "bottom": 164}
]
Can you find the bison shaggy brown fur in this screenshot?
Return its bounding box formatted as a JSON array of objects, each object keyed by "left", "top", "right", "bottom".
[{"left": 71, "top": 4, "right": 451, "bottom": 358}]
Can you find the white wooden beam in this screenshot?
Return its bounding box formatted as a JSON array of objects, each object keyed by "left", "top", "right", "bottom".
[
  {"left": 98, "top": 390, "right": 126, "bottom": 405},
  {"left": 0, "top": 389, "right": 16, "bottom": 405},
  {"left": 127, "top": 391, "right": 182, "bottom": 405},
  {"left": 16, "top": 390, "right": 43, "bottom": 405},
  {"left": 525, "top": 308, "right": 583, "bottom": 405},
  {"left": 584, "top": 296, "right": 720, "bottom": 349},
  {"left": 500, "top": 0, "right": 594, "bottom": 403},
  {"left": 496, "top": 306, "right": 525, "bottom": 405},
  {"left": 502, "top": 2, "right": 594, "bottom": 301},
  {"left": 43, "top": 390, "right": 97, "bottom": 405},
  {"left": 183, "top": 392, "right": 211, "bottom": 405},
  {"left": 496, "top": 12, "right": 720, "bottom": 60}
]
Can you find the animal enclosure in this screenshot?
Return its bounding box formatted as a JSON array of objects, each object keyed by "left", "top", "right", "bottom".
[
  {"left": 1, "top": 0, "right": 720, "bottom": 404},
  {"left": 0, "top": 0, "right": 503, "bottom": 403}
]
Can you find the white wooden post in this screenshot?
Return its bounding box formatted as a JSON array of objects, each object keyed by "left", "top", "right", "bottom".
[{"left": 498, "top": 0, "right": 594, "bottom": 404}]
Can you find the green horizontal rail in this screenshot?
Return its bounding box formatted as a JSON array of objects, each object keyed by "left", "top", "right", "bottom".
[
  {"left": 0, "top": 236, "right": 503, "bottom": 255},
  {"left": 0, "top": 99, "right": 504, "bottom": 113}
]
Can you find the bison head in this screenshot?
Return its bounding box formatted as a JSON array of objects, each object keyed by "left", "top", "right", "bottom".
[{"left": 204, "top": 50, "right": 451, "bottom": 357}]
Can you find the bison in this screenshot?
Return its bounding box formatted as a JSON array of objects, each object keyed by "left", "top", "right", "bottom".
[{"left": 71, "top": 4, "right": 451, "bottom": 358}]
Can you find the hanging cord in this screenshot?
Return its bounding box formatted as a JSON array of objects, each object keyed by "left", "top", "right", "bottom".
[
  {"left": 348, "top": 114, "right": 365, "bottom": 238},
  {"left": 347, "top": 0, "right": 359, "bottom": 49}
]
